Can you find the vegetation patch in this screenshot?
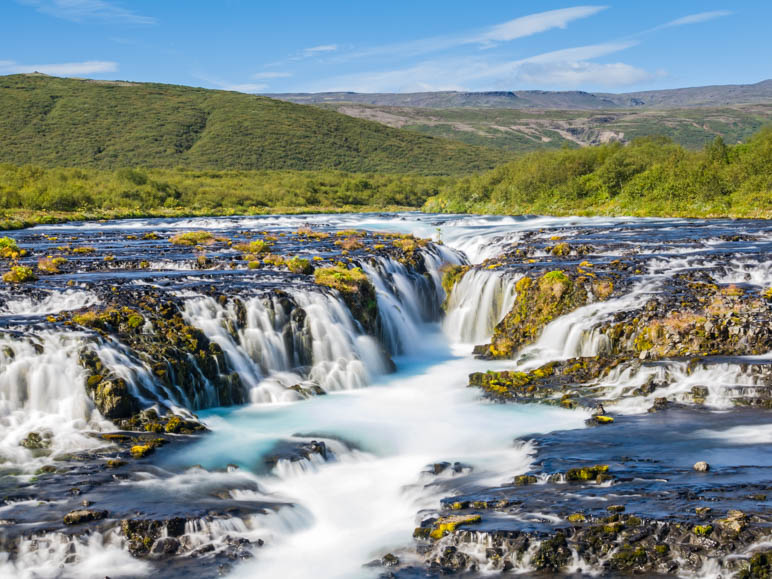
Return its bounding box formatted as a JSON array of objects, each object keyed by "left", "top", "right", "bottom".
[
  {"left": 3, "top": 265, "right": 36, "bottom": 283},
  {"left": 170, "top": 231, "right": 225, "bottom": 246}
]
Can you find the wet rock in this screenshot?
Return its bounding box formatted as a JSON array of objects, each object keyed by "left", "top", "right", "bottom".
[
  {"left": 63, "top": 509, "right": 107, "bottom": 525},
  {"left": 20, "top": 431, "right": 51, "bottom": 450},
  {"left": 381, "top": 553, "right": 399, "bottom": 568},
  {"left": 533, "top": 532, "right": 571, "bottom": 572}
]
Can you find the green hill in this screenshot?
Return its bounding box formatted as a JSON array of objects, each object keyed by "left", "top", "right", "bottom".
[{"left": 0, "top": 74, "right": 508, "bottom": 175}]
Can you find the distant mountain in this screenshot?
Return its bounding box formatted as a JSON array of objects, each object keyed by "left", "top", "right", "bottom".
[
  {"left": 270, "top": 80, "right": 772, "bottom": 110},
  {"left": 0, "top": 74, "right": 509, "bottom": 174}
]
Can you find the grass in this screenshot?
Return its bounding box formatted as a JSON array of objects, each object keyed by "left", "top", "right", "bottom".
[{"left": 0, "top": 74, "right": 508, "bottom": 175}]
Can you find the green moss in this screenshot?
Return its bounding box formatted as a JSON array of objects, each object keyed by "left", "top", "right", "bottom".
[
  {"left": 441, "top": 264, "right": 469, "bottom": 296},
  {"left": 170, "top": 231, "right": 223, "bottom": 246},
  {"left": 130, "top": 444, "right": 154, "bottom": 458},
  {"left": 567, "top": 513, "right": 586, "bottom": 523},
  {"left": 550, "top": 242, "right": 571, "bottom": 256},
  {"left": 164, "top": 416, "right": 182, "bottom": 433},
  {"left": 313, "top": 266, "right": 369, "bottom": 293},
  {"left": 427, "top": 514, "right": 482, "bottom": 540},
  {"left": 235, "top": 239, "right": 271, "bottom": 254},
  {"left": 693, "top": 524, "right": 713, "bottom": 536},
  {"left": 565, "top": 464, "right": 610, "bottom": 482},
  {"left": 127, "top": 314, "right": 144, "bottom": 329}
]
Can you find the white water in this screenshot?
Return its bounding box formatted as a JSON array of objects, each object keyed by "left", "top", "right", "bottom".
[
  {"left": 3, "top": 213, "right": 770, "bottom": 576},
  {"left": 0, "top": 332, "right": 112, "bottom": 471},
  {"left": 184, "top": 343, "right": 588, "bottom": 579},
  {"left": 443, "top": 269, "right": 519, "bottom": 344}
]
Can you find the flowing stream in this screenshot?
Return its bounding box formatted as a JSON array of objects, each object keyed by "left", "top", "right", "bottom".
[{"left": 0, "top": 213, "right": 770, "bottom": 578}]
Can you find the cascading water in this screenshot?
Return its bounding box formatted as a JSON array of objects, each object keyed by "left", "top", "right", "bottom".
[
  {"left": 443, "top": 269, "right": 519, "bottom": 344},
  {"left": 0, "top": 332, "right": 111, "bottom": 471},
  {"left": 1, "top": 213, "right": 770, "bottom": 578}
]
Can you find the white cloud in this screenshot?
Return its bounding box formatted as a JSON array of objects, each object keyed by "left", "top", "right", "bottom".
[
  {"left": 0, "top": 59, "right": 118, "bottom": 75},
  {"left": 478, "top": 6, "right": 607, "bottom": 44},
  {"left": 660, "top": 10, "right": 731, "bottom": 29},
  {"left": 252, "top": 72, "right": 292, "bottom": 80},
  {"left": 218, "top": 83, "right": 268, "bottom": 93},
  {"left": 330, "top": 6, "right": 606, "bottom": 61},
  {"left": 517, "top": 61, "right": 652, "bottom": 87},
  {"left": 311, "top": 41, "right": 647, "bottom": 92},
  {"left": 302, "top": 45, "right": 338, "bottom": 57},
  {"left": 18, "top": 0, "right": 156, "bottom": 25}
]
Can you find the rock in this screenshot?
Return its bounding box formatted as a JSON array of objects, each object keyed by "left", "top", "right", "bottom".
[
  {"left": 130, "top": 444, "right": 154, "bottom": 458},
  {"left": 381, "top": 553, "right": 399, "bottom": 568},
  {"left": 63, "top": 509, "right": 107, "bottom": 525},
  {"left": 533, "top": 532, "right": 571, "bottom": 572},
  {"left": 586, "top": 414, "right": 615, "bottom": 426},
  {"left": 693, "top": 461, "right": 710, "bottom": 472},
  {"left": 20, "top": 431, "right": 51, "bottom": 450},
  {"left": 93, "top": 378, "right": 139, "bottom": 419},
  {"left": 717, "top": 510, "right": 747, "bottom": 535},
  {"left": 648, "top": 397, "right": 670, "bottom": 412},
  {"left": 151, "top": 537, "right": 180, "bottom": 556}
]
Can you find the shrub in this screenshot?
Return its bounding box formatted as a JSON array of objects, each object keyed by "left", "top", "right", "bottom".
[
  {"left": 286, "top": 256, "right": 313, "bottom": 275},
  {"left": 3, "top": 265, "right": 37, "bottom": 283},
  {"left": 0, "top": 237, "right": 24, "bottom": 259},
  {"left": 37, "top": 256, "right": 68, "bottom": 273},
  {"left": 335, "top": 236, "right": 364, "bottom": 251}
]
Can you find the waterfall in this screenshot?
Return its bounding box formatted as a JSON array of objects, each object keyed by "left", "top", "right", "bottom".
[
  {"left": 443, "top": 269, "right": 519, "bottom": 344},
  {"left": 515, "top": 280, "right": 661, "bottom": 369},
  {"left": 183, "top": 290, "right": 389, "bottom": 403},
  {"left": 361, "top": 248, "right": 463, "bottom": 354},
  {"left": 0, "top": 331, "right": 112, "bottom": 468}
]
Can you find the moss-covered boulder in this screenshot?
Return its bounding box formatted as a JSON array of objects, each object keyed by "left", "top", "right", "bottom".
[{"left": 475, "top": 270, "right": 615, "bottom": 359}]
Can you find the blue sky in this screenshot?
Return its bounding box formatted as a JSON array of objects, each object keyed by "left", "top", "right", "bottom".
[{"left": 2, "top": 1, "right": 770, "bottom": 94}]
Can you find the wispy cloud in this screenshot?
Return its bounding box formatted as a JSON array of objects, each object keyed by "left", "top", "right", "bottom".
[
  {"left": 477, "top": 6, "right": 607, "bottom": 44},
  {"left": 660, "top": 10, "right": 732, "bottom": 29},
  {"left": 0, "top": 59, "right": 118, "bottom": 75},
  {"left": 517, "top": 61, "right": 651, "bottom": 87},
  {"left": 219, "top": 83, "right": 268, "bottom": 93},
  {"left": 309, "top": 41, "right": 646, "bottom": 92},
  {"left": 331, "top": 6, "right": 606, "bottom": 61},
  {"left": 252, "top": 71, "right": 292, "bottom": 80},
  {"left": 301, "top": 45, "right": 338, "bottom": 57},
  {"left": 18, "top": 0, "right": 156, "bottom": 25}
]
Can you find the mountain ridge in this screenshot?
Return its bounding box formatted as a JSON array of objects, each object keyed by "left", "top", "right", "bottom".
[{"left": 270, "top": 79, "right": 772, "bottom": 110}]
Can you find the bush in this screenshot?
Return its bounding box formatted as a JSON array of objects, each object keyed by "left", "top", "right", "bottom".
[
  {"left": 3, "top": 265, "right": 36, "bottom": 283},
  {"left": 286, "top": 256, "right": 313, "bottom": 275}
]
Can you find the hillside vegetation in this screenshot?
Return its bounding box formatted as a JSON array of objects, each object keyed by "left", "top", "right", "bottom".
[
  {"left": 317, "top": 103, "right": 772, "bottom": 153},
  {"left": 0, "top": 74, "right": 508, "bottom": 175},
  {"left": 423, "top": 128, "right": 772, "bottom": 218},
  {"left": 1, "top": 127, "right": 769, "bottom": 227}
]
